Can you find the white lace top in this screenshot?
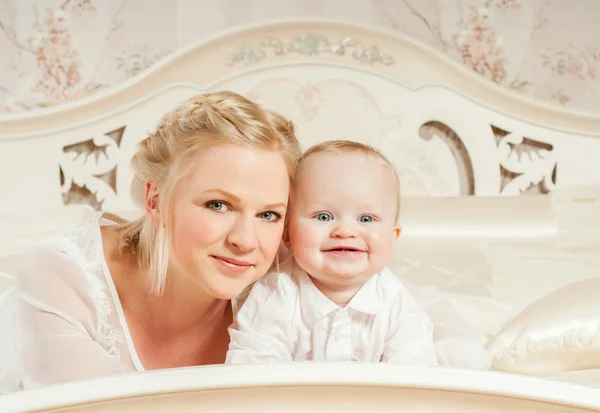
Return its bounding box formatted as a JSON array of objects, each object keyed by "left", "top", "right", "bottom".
[{"left": 17, "top": 213, "right": 142, "bottom": 390}]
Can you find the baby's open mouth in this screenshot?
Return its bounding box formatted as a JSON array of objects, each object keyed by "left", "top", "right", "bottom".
[{"left": 324, "top": 247, "right": 364, "bottom": 252}]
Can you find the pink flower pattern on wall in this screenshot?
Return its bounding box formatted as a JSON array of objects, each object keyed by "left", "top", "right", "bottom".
[
  {"left": 541, "top": 45, "right": 599, "bottom": 81},
  {"left": 452, "top": 2, "right": 513, "bottom": 83},
  {"left": 27, "top": 2, "right": 85, "bottom": 102},
  {"left": 0, "top": 0, "right": 598, "bottom": 114}
]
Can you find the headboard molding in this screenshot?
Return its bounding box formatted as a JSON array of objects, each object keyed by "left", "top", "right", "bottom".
[
  {"left": 1, "top": 19, "right": 600, "bottom": 218},
  {"left": 2, "top": 19, "right": 599, "bottom": 136}
]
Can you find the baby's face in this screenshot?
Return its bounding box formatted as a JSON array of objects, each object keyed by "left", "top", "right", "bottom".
[{"left": 285, "top": 152, "right": 401, "bottom": 293}]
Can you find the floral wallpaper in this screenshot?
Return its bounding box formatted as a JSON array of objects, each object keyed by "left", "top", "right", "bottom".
[{"left": 1, "top": 0, "right": 599, "bottom": 114}]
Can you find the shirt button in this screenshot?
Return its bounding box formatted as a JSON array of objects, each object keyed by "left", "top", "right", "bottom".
[{"left": 333, "top": 334, "right": 340, "bottom": 342}]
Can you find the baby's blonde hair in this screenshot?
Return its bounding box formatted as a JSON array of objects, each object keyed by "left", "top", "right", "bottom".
[
  {"left": 118, "top": 90, "right": 301, "bottom": 295},
  {"left": 297, "top": 140, "right": 401, "bottom": 221}
]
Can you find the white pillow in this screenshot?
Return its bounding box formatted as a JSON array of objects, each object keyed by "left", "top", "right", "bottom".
[{"left": 489, "top": 277, "right": 600, "bottom": 375}]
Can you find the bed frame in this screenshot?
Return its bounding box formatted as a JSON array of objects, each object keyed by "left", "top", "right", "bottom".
[
  {"left": 1, "top": 19, "right": 600, "bottom": 412},
  {"left": 2, "top": 364, "right": 600, "bottom": 413},
  {"left": 1, "top": 19, "right": 600, "bottom": 219}
]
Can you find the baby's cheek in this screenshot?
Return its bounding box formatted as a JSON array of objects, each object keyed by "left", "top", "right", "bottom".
[
  {"left": 289, "top": 237, "right": 312, "bottom": 260},
  {"left": 289, "top": 234, "right": 320, "bottom": 268},
  {"left": 367, "top": 231, "right": 396, "bottom": 255},
  {"left": 289, "top": 221, "right": 317, "bottom": 248}
]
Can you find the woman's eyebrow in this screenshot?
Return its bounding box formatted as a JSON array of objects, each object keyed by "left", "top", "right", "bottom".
[{"left": 202, "top": 188, "right": 241, "bottom": 203}]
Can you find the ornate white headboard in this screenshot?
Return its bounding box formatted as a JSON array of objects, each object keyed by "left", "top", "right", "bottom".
[{"left": 1, "top": 19, "right": 600, "bottom": 217}]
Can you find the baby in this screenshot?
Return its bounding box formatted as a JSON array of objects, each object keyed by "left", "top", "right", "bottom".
[{"left": 226, "top": 140, "right": 438, "bottom": 365}]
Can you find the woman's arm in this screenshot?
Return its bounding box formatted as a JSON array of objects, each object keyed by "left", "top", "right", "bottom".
[{"left": 17, "top": 245, "right": 126, "bottom": 389}]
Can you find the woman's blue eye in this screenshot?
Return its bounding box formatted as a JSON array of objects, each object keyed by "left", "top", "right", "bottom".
[
  {"left": 258, "top": 211, "right": 280, "bottom": 221},
  {"left": 359, "top": 215, "right": 373, "bottom": 223},
  {"left": 316, "top": 213, "right": 332, "bottom": 222},
  {"left": 207, "top": 201, "right": 228, "bottom": 211}
]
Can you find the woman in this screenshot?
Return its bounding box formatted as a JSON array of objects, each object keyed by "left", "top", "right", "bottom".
[{"left": 16, "top": 91, "right": 302, "bottom": 389}]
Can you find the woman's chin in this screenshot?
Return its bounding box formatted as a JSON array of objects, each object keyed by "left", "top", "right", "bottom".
[{"left": 207, "top": 278, "right": 253, "bottom": 301}]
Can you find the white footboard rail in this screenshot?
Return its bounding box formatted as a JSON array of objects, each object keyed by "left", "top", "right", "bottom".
[{"left": 1, "top": 364, "right": 599, "bottom": 413}]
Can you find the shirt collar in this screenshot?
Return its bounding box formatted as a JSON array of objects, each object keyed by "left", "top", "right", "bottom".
[
  {"left": 292, "top": 260, "right": 385, "bottom": 328},
  {"left": 346, "top": 275, "right": 385, "bottom": 315}
]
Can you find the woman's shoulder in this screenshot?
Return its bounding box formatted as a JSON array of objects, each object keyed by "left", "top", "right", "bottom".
[
  {"left": 41, "top": 211, "right": 101, "bottom": 253},
  {"left": 18, "top": 212, "right": 105, "bottom": 288}
]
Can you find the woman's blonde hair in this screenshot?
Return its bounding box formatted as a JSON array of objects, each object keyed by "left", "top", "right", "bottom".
[{"left": 118, "top": 90, "right": 301, "bottom": 295}]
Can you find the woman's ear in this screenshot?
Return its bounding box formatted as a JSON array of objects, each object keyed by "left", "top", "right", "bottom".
[
  {"left": 282, "top": 224, "right": 291, "bottom": 249},
  {"left": 145, "top": 181, "right": 160, "bottom": 228}
]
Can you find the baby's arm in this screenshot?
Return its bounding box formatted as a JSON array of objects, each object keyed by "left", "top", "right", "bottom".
[
  {"left": 226, "top": 272, "right": 297, "bottom": 364},
  {"left": 381, "top": 285, "right": 439, "bottom": 366}
]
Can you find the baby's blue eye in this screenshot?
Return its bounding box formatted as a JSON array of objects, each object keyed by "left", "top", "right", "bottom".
[
  {"left": 316, "top": 213, "right": 333, "bottom": 222},
  {"left": 359, "top": 215, "right": 373, "bottom": 223}
]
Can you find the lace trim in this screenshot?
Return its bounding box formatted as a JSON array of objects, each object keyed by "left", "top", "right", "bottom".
[{"left": 61, "top": 215, "right": 129, "bottom": 370}]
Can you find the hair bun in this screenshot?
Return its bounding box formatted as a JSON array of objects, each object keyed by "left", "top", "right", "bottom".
[{"left": 266, "top": 110, "right": 295, "bottom": 137}]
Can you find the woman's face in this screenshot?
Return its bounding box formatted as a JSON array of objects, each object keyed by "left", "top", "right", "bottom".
[{"left": 169, "top": 144, "right": 290, "bottom": 299}]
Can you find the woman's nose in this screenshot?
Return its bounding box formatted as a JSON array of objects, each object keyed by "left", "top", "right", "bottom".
[{"left": 226, "top": 216, "right": 259, "bottom": 252}]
